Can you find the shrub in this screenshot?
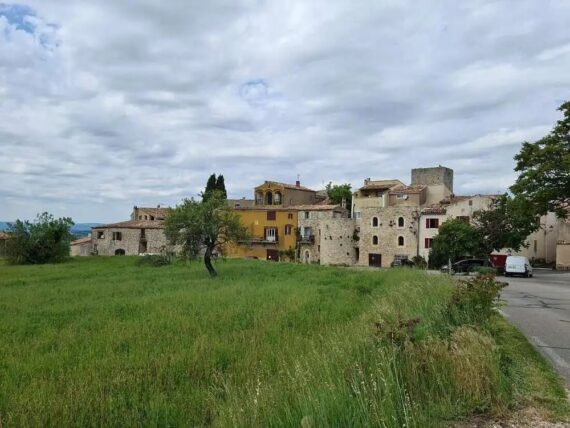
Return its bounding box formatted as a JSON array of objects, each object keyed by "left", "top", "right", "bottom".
[
  {"left": 473, "top": 266, "right": 497, "bottom": 275},
  {"left": 412, "top": 255, "right": 427, "bottom": 269},
  {"left": 136, "top": 253, "right": 172, "bottom": 267},
  {"left": 447, "top": 274, "right": 506, "bottom": 326},
  {"left": 6, "top": 213, "right": 74, "bottom": 264}
]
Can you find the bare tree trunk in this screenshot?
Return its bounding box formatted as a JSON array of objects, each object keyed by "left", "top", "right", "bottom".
[{"left": 204, "top": 244, "right": 217, "bottom": 278}]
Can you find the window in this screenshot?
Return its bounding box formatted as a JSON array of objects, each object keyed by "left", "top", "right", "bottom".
[
  {"left": 138, "top": 215, "right": 142, "bottom": 220},
  {"left": 396, "top": 194, "right": 406, "bottom": 199},
  {"left": 468, "top": 200, "right": 473, "bottom": 206},
  {"left": 372, "top": 235, "right": 379, "bottom": 245},
  {"left": 144, "top": 215, "right": 148, "bottom": 220},
  {"left": 288, "top": 213, "right": 293, "bottom": 220},
  {"left": 304, "top": 227, "right": 312, "bottom": 239},
  {"left": 372, "top": 217, "right": 379, "bottom": 227},
  {"left": 354, "top": 212, "right": 361, "bottom": 220},
  {"left": 424, "top": 238, "right": 433, "bottom": 249},
  {"left": 304, "top": 211, "right": 310, "bottom": 220},
  {"left": 533, "top": 240, "right": 537, "bottom": 253},
  {"left": 265, "top": 227, "right": 277, "bottom": 242},
  {"left": 425, "top": 218, "right": 439, "bottom": 228},
  {"left": 256, "top": 192, "right": 263, "bottom": 205},
  {"left": 112, "top": 232, "right": 122, "bottom": 241},
  {"left": 267, "top": 211, "right": 276, "bottom": 221},
  {"left": 150, "top": 216, "right": 155, "bottom": 221},
  {"left": 97, "top": 231, "right": 105, "bottom": 239},
  {"left": 398, "top": 236, "right": 405, "bottom": 246},
  {"left": 265, "top": 192, "right": 273, "bottom": 205},
  {"left": 285, "top": 225, "right": 293, "bottom": 235},
  {"left": 115, "top": 249, "right": 125, "bottom": 256},
  {"left": 274, "top": 192, "right": 282, "bottom": 205},
  {"left": 398, "top": 217, "right": 404, "bottom": 227}
]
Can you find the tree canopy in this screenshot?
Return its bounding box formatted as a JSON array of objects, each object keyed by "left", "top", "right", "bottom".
[
  {"left": 165, "top": 191, "right": 249, "bottom": 277},
  {"left": 511, "top": 101, "right": 570, "bottom": 218},
  {"left": 429, "top": 218, "right": 484, "bottom": 267},
  {"left": 6, "top": 212, "right": 74, "bottom": 264},
  {"left": 473, "top": 194, "right": 537, "bottom": 254},
  {"left": 325, "top": 182, "right": 352, "bottom": 212},
  {"left": 203, "top": 173, "right": 227, "bottom": 202}
]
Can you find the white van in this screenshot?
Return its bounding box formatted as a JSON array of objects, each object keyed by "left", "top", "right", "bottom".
[{"left": 505, "top": 256, "right": 533, "bottom": 278}]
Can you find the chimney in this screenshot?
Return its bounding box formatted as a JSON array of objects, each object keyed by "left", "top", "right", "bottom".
[{"left": 296, "top": 174, "right": 301, "bottom": 187}]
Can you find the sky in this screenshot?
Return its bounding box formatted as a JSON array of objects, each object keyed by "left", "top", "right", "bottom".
[{"left": 1, "top": 1, "right": 570, "bottom": 223}]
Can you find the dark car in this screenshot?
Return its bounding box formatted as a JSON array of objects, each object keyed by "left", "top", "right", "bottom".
[
  {"left": 390, "top": 258, "right": 415, "bottom": 268},
  {"left": 451, "top": 258, "right": 488, "bottom": 274}
]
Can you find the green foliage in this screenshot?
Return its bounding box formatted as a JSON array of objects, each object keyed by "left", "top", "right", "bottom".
[
  {"left": 0, "top": 259, "right": 567, "bottom": 426},
  {"left": 412, "top": 255, "right": 427, "bottom": 269},
  {"left": 432, "top": 218, "right": 484, "bottom": 265},
  {"left": 215, "top": 174, "right": 227, "bottom": 199},
  {"left": 165, "top": 191, "right": 249, "bottom": 276},
  {"left": 472, "top": 266, "right": 498, "bottom": 275},
  {"left": 278, "top": 247, "right": 296, "bottom": 262},
  {"left": 5, "top": 212, "right": 74, "bottom": 265},
  {"left": 473, "top": 194, "right": 538, "bottom": 253},
  {"left": 511, "top": 101, "right": 570, "bottom": 219},
  {"left": 136, "top": 253, "right": 172, "bottom": 267},
  {"left": 447, "top": 274, "right": 507, "bottom": 326},
  {"left": 325, "top": 182, "right": 352, "bottom": 212}
]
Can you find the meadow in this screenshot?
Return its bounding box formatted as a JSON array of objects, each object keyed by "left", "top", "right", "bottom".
[{"left": 0, "top": 257, "right": 568, "bottom": 427}]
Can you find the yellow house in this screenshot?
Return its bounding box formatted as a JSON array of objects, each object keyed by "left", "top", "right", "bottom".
[{"left": 227, "top": 180, "right": 319, "bottom": 260}]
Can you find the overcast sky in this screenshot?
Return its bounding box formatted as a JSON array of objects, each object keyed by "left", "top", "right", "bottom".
[{"left": 1, "top": 1, "right": 570, "bottom": 222}]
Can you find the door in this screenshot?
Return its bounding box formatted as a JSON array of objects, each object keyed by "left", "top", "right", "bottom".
[
  {"left": 368, "top": 253, "right": 382, "bottom": 267},
  {"left": 266, "top": 249, "right": 279, "bottom": 261}
]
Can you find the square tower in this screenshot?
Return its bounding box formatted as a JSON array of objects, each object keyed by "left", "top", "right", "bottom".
[{"left": 411, "top": 166, "right": 453, "bottom": 205}]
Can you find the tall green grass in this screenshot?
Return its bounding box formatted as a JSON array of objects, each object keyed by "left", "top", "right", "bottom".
[{"left": 0, "top": 258, "right": 567, "bottom": 427}]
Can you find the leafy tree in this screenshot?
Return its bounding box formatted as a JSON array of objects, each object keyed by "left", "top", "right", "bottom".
[
  {"left": 325, "top": 182, "right": 352, "bottom": 213},
  {"left": 165, "top": 191, "right": 249, "bottom": 278},
  {"left": 511, "top": 101, "right": 570, "bottom": 218},
  {"left": 6, "top": 212, "right": 74, "bottom": 264},
  {"left": 430, "top": 218, "right": 484, "bottom": 268},
  {"left": 215, "top": 174, "right": 227, "bottom": 199},
  {"left": 473, "top": 194, "right": 537, "bottom": 254},
  {"left": 202, "top": 173, "right": 218, "bottom": 202}
]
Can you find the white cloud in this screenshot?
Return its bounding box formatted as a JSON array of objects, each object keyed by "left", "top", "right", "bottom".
[{"left": 1, "top": 0, "right": 570, "bottom": 222}]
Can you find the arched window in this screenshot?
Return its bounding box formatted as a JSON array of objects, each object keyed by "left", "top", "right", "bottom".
[
  {"left": 265, "top": 192, "right": 273, "bottom": 205},
  {"left": 274, "top": 191, "right": 282, "bottom": 205},
  {"left": 115, "top": 249, "right": 126, "bottom": 256},
  {"left": 398, "top": 217, "right": 405, "bottom": 227},
  {"left": 304, "top": 250, "right": 311, "bottom": 264},
  {"left": 255, "top": 192, "right": 263, "bottom": 205},
  {"left": 398, "top": 236, "right": 404, "bottom": 246},
  {"left": 372, "top": 217, "right": 379, "bottom": 227},
  {"left": 372, "top": 235, "right": 379, "bottom": 245}
]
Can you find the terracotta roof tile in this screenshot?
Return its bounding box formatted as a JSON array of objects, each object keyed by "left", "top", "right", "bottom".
[
  {"left": 255, "top": 181, "right": 316, "bottom": 192},
  {"left": 389, "top": 184, "right": 427, "bottom": 194},
  {"left": 93, "top": 220, "right": 165, "bottom": 230}
]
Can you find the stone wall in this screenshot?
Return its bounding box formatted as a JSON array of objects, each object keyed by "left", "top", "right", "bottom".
[
  {"left": 71, "top": 241, "right": 92, "bottom": 256},
  {"left": 556, "top": 244, "right": 570, "bottom": 270},
  {"left": 411, "top": 167, "right": 453, "bottom": 205},
  {"left": 357, "top": 206, "right": 419, "bottom": 267},
  {"left": 92, "top": 227, "right": 167, "bottom": 256},
  {"left": 320, "top": 218, "right": 357, "bottom": 265}
]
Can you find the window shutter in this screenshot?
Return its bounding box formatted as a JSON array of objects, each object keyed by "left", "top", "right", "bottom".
[{"left": 426, "top": 218, "right": 429, "bottom": 228}]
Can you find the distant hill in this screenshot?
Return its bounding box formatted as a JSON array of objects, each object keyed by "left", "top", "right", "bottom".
[{"left": 0, "top": 222, "right": 102, "bottom": 238}]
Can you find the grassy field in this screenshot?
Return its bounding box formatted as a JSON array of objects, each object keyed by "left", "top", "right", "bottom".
[{"left": 0, "top": 257, "right": 568, "bottom": 427}]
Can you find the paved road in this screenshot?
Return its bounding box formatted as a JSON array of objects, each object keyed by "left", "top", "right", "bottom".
[{"left": 501, "top": 270, "right": 570, "bottom": 388}]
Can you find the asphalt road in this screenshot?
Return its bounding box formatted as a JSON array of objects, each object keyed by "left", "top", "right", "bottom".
[{"left": 500, "top": 270, "right": 570, "bottom": 388}]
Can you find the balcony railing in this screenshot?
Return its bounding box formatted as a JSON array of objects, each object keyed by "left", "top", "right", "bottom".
[{"left": 298, "top": 234, "right": 315, "bottom": 244}]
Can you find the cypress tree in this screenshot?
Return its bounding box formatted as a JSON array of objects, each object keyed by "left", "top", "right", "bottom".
[{"left": 216, "top": 175, "right": 227, "bottom": 199}]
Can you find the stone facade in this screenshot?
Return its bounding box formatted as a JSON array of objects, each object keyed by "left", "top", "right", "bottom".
[
  {"left": 70, "top": 236, "right": 92, "bottom": 256},
  {"left": 556, "top": 218, "right": 570, "bottom": 270},
  {"left": 92, "top": 221, "right": 167, "bottom": 256},
  {"left": 411, "top": 166, "right": 453, "bottom": 205}
]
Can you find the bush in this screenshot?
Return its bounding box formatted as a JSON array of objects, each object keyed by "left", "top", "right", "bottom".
[
  {"left": 412, "top": 255, "right": 427, "bottom": 269},
  {"left": 136, "top": 253, "right": 172, "bottom": 267},
  {"left": 447, "top": 274, "right": 506, "bottom": 326},
  {"left": 473, "top": 266, "right": 497, "bottom": 275},
  {"left": 6, "top": 213, "right": 74, "bottom": 264}
]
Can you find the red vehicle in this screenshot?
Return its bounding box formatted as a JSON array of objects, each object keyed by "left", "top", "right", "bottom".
[{"left": 490, "top": 254, "right": 508, "bottom": 272}]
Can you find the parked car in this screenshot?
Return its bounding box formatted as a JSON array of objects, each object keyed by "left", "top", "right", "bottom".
[
  {"left": 390, "top": 258, "right": 415, "bottom": 268},
  {"left": 441, "top": 258, "right": 488, "bottom": 274},
  {"left": 505, "top": 256, "right": 533, "bottom": 278}
]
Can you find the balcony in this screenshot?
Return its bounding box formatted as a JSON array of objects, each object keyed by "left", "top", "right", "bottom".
[{"left": 298, "top": 234, "right": 315, "bottom": 244}]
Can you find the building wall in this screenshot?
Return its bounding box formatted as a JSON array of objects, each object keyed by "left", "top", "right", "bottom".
[
  {"left": 418, "top": 213, "right": 447, "bottom": 260},
  {"left": 411, "top": 167, "right": 453, "bottom": 205},
  {"left": 320, "top": 218, "right": 357, "bottom": 265},
  {"left": 357, "top": 206, "right": 420, "bottom": 267},
  {"left": 556, "top": 244, "right": 570, "bottom": 270},
  {"left": 71, "top": 241, "right": 92, "bottom": 256},
  {"left": 500, "top": 213, "right": 559, "bottom": 263},
  {"left": 254, "top": 182, "right": 316, "bottom": 207},
  {"left": 92, "top": 227, "right": 167, "bottom": 256},
  {"left": 227, "top": 209, "right": 298, "bottom": 259}
]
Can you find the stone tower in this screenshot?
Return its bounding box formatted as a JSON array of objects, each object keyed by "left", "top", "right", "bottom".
[{"left": 411, "top": 166, "right": 454, "bottom": 205}]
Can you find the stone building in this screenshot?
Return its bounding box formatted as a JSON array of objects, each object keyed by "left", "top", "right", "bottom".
[
  {"left": 352, "top": 167, "right": 452, "bottom": 267},
  {"left": 297, "top": 204, "right": 354, "bottom": 265},
  {"left": 70, "top": 235, "right": 93, "bottom": 256},
  {"left": 92, "top": 206, "right": 169, "bottom": 256},
  {"left": 0, "top": 232, "right": 10, "bottom": 258},
  {"left": 556, "top": 216, "right": 570, "bottom": 270}
]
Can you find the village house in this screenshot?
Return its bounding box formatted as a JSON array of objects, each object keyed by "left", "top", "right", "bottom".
[
  {"left": 70, "top": 235, "right": 93, "bottom": 256},
  {"left": 91, "top": 206, "right": 169, "bottom": 256},
  {"left": 556, "top": 215, "right": 570, "bottom": 270}
]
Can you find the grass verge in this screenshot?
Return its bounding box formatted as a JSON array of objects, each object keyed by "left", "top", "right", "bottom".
[{"left": 0, "top": 257, "right": 568, "bottom": 426}]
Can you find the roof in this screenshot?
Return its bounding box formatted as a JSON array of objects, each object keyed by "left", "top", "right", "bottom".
[
  {"left": 227, "top": 199, "right": 255, "bottom": 208},
  {"left": 359, "top": 179, "right": 404, "bottom": 192},
  {"left": 292, "top": 204, "right": 345, "bottom": 211},
  {"left": 255, "top": 181, "right": 316, "bottom": 192},
  {"left": 389, "top": 184, "right": 427, "bottom": 194},
  {"left": 71, "top": 236, "right": 92, "bottom": 246},
  {"left": 93, "top": 220, "right": 165, "bottom": 230},
  {"left": 135, "top": 207, "right": 169, "bottom": 218}
]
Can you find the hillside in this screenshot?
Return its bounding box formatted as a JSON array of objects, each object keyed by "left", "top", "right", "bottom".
[
  {"left": 0, "top": 222, "right": 102, "bottom": 237},
  {"left": 0, "top": 258, "right": 567, "bottom": 427}
]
